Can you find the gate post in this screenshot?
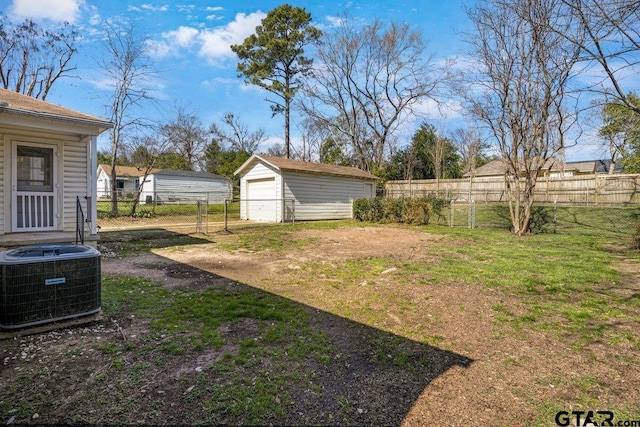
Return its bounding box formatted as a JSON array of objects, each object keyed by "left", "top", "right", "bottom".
[
  {"left": 196, "top": 200, "right": 202, "bottom": 233},
  {"left": 224, "top": 199, "right": 228, "bottom": 232}
]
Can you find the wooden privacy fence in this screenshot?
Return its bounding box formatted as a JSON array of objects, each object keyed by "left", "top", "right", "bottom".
[{"left": 385, "top": 174, "right": 640, "bottom": 205}]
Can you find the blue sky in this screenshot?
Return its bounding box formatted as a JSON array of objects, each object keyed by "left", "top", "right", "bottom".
[{"left": 0, "top": 0, "right": 619, "bottom": 161}]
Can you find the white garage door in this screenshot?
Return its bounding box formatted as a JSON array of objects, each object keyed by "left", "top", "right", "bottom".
[{"left": 247, "top": 177, "right": 277, "bottom": 221}]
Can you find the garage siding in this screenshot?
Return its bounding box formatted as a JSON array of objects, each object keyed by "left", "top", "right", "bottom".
[{"left": 283, "top": 171, "right": 368, "bottom": 220}]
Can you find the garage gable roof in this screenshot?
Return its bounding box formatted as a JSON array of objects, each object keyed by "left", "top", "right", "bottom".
[{"left": 235, "top": 154, "right": 378, "bottom": 180}]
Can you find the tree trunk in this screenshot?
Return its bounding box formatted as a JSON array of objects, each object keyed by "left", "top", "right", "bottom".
[
  {"left": 129, "top": 166, "right": 156, "bottom": 216},
  {"left": 110, "top": 131, "right": 119, "bottom": 216},
  {"left": 506, "top": 173, "right": 536, "bottom": 236},
  {"left": 285, "top": 96, "right": 291, "bottom": 158}
]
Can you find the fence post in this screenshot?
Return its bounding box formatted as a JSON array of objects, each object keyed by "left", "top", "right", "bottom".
[
  {"left": 224, "top": 199, "right": 228, "bottom": 232},
  {"left": 449, "top": 199, "right": 454, "bottom": 227},
  {"left": 553, "top": 200, "right": 557, "bottom": 234},
  {"left": 470, "top": 200, "right": 476, "bottom": 229},
  {"left": 205, "top": 193, "right": 209, "bottom": 234},
  {"left": 196, "top": 200, "right": 202, "bottom": 234}
]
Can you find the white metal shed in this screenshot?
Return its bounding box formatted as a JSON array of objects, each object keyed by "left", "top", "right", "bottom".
[
  {"left": 139, "top": 169, "right": 232, "bottom": 204},
  {"left": 235, "top": 154, "right": 378, "bottom": 222}
]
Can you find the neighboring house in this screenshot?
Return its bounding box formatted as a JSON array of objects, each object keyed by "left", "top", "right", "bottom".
[
  {"left": 97, "top": 165, "right": 232, "bottom": 203},
  {"left": 0, "top": 89, "right": 111, "bottom": 247},
  {"left": 465, "top": 160, "right": 505, "bottom": 178},
  {"left": 545, "top": 159, "right": 623, "bottom": 178},
  {"left": 235, "top": 154, "right": 378, "bottom": 222},
  {"left": 466, "top": 158, "right": 623, "bottom": 178},
  {"left": 97, "top": 164, "right": 159, "bottom": 198},
  {"left": 138, "top": 169, "right": 232, "bottom": 204}
]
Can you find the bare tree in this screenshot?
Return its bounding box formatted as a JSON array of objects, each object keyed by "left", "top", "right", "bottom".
[
  {"left": 551, "top": 0, "right": 640, "bottom": 113},
  {"left": 127, "top": 133, "right": 173, "bottom": 215},
  {"left": 465, "top": 0, "right": 581, "bottom": 235},
  {"left": 161, "top": 107, "right": 209, "bottom": 170},
  {"left": 291, "top": 118, "right": 323, "bottom": 161},
  {"left": 267, "top": 143, "right": 286, "bottom": 157},
  {"left": 0, "top": 17, "right": 77, "bottom": 100},
  {"left": 450, "top": 127, "right": 489, "bottom": 177},
  {"left": 99, "top": 22, "right": 157, "bottom": 215},
  {"left": 209, "top": 112, "right": 266, "bottom": 155},
  {"left": 300, "top": 16, "right": 449, "bottom": 171}
]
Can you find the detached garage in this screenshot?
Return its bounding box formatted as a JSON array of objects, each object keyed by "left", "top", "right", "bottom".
[{"left": 235, "top": 154, "right": 378, "bottom": 222}]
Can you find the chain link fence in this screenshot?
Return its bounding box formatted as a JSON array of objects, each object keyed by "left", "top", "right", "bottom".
[
  {"left": 97, "top": 191, "right": 638, "bottom": 239},
  {"left": 444, "top": 198, "right": 639, "bottom": 238},
  {"left": 96, "top": 194, "right": 298, "bottom": 235},
  {"left": 97, "top": 192, "right": 241, "bottom": 234}
]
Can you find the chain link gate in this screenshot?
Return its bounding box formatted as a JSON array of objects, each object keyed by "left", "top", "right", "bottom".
[{"left": 449, "top": 200, "right": 476, "bottom": 228}]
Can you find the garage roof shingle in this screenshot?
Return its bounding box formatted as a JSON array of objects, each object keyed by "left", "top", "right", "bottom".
[{"left": 238, "top": 154, "right": 378, "bottom": 180}]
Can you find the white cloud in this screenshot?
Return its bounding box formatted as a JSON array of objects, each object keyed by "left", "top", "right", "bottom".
[
  {"left": 91, "top": 73, "right": 167, "bottom": 100},
  {"left": 324, "top": 15, "right": 345, "bottom": 28},
  {"left": 170, "top": 26, "right": 200, "bottom": 47},
  {"left": 141, "top": 4, "right": 169, "bottom": 12},
  {"left": 128, "top": 3, "right": 169, "bottom": 13},
  {"left": 147, "top": 26, "right": 199, "bottom": 58},
  {"left": 414, "top": 97, "right": 464, "bottom": 120},
  {"left": 204, "top": 77, "right": 237, "bottom": 86},
  {"left": 206, "top": 7, "right": 223, "bottom": 12},
  {"left": 144, "top": 11, "right": 264, "bottom": 63},
  {"left": 177, "top": 4, "right": 196, "bottom": 13},
  {"left": 146, "top": 39, "right": 172, "bottom": 58},
  {"left": 8, "top": 0, "right": 84, "bottom": 23},
  {"left": 88, "top": 10, "right": 101, "bottom": 26},
  {"left": 198, "top": 11, "right": 266, "bottom": 62}
]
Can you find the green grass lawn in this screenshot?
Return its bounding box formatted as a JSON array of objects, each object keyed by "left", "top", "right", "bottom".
[
  {"left": 108, "top": 221, "right": 640, "bottom": 424},
  {"left": 2, "top": 216, "right": 638, "bottom": 425}
]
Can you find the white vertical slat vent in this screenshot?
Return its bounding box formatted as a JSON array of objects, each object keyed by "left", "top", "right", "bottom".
[{"left": 16, "top": 193, "right": 55, "bottom": 230}]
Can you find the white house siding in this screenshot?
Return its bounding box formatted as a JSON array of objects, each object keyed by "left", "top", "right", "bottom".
[
  {"left": 283, "top": 171, "right": 372, "bottom": 220},
  {"left": 239, "top": 162, "right": 281, "bottom": 221},
  {"left": 1, "top": 130, "right": 67, "bottom": 234},
  {"left": 138, "top": 174, "right": 155, "bottom": 204},
  {"left": 96, "top": 168, "right": 110, "bottom": 198},
  {"left": 0, "top": 133, "right": 4, "bottom": 233},
  {"left": 62, "top": 139, "right": 88, "bottom": 232}
]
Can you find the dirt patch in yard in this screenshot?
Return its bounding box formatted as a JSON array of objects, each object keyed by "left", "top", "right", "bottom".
[{"left": 1, "top": 225, "right": 639, "bottom": 426}]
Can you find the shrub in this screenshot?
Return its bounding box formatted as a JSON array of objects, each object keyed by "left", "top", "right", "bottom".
[
  {"left": 353, "top": 198, "right": 371, "bottom": 221},
  {"left": 353, "top": 196, "right": 446, "bottom": 226},
  {"left": 402, "top": 199, "right": 431, "bottom": 225},
  {"left": 381, "top": 198, "right": 404, "bottom": 223}
]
